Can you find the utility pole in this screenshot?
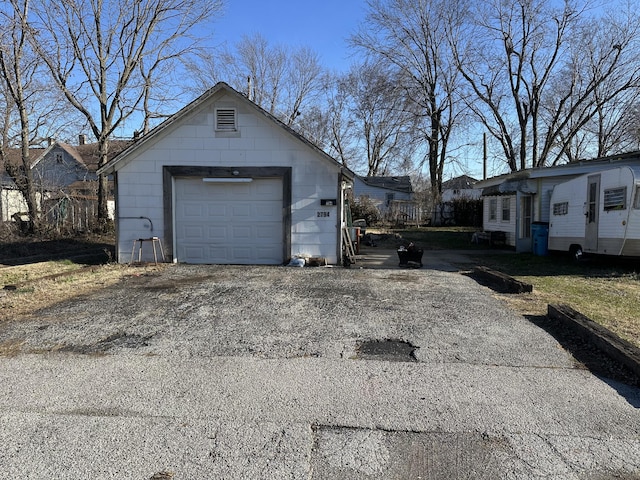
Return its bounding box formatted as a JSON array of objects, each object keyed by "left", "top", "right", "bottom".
[{"left": 483, "top": 132, "right": 487, "bottom": 180}]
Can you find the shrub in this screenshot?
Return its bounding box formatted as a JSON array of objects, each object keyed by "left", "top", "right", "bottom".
[
  {"left": 451, "top": 197, "right": 483, "bottom": 227},
  {"left": 350, "top": 196, "right": 381, "bottom": 226}
]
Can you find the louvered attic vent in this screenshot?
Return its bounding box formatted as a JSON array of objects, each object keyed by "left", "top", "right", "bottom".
[{"left": 216, "top": 108, "right": 237, "bottom": 131}]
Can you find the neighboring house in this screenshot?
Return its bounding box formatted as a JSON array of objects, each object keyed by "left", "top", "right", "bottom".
[
  {"left": 353, "top": 175, "right": 418, "bottom": 224},
  {"left": 474, "top": 151, "right": 640, "bottom": 252},
  {"left": 1, "top": 137, "right": 129, "bottom": 227},
  {"left": 98, "top": 81, "right": 355, "bottom": 265},
  {"left": 441, "top": 175, "right": 481, "bottom": 203},
  {"left": 434, "top": 175, "right": 481, "bottom": 226}
]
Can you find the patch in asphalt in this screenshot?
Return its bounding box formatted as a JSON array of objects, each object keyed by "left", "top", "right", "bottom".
[
  {"left": 310, "top": 426, "right": 512, "bottom": 479},
  {"left": 355, "top": 339, "right": 418, "bottom": 362},
  {"left": 149, "top": 472, "right": 174, "bottom": 480},
  {"left": 59, "top": 332, "right": 153, "bottom": 355}
]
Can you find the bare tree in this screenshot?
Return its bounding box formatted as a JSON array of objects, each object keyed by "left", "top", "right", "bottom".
[
  {"left": 192, "top": 33, "right": 325, "bottom": 129},
  {"left": 345, "top": 63, "right": 418, "bottom": 176},
  {"left": 451, "top": 0, "right": 640, "bottom": 171},
  {"left": 28, "top": 0, "right": 222, "bottom": 222},
  {"left": 351, "top": 0, "right": 464, "bottom": 213},
  {"left": 543, "top": 6, "right": 640, "bottom": 163},
  {"left": 313, "top": 72, "right": 359, "bottom": 168},
  {"left": 227, "top": 33, "right": 287, "bottom": 113},
  {"left": 282, "top": 47, "right": 323, "bottom": 126},
  {"left": 0, "top": 0, "right": 39, "bottom": 231}
]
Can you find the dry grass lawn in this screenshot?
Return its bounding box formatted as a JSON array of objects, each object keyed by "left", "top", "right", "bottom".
[
  {"left": 509, "top": 272, "right": 640, "bottom": 348},
  {"left": 471, "top": 255, "right": 640, "bottom": 349},
  {"left": 0, "top": 261, "right": 166, "bottom": 322}
]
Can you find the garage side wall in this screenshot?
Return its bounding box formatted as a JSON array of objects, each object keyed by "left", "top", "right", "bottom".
[{"left": 114, "top": 91, "right": 341, "bottom": 264}]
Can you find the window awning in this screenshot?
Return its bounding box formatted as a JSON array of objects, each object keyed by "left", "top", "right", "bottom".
[{"left": 481, "top": 179, "right": 537, "bottom": 196}]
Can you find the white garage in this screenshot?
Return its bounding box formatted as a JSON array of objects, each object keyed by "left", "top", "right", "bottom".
[
  {"left": 174, "top": 177, "right": 284, "bottom": 264},
  {"left": 99, "top": 82, "right": 353, "bottom": 265}
]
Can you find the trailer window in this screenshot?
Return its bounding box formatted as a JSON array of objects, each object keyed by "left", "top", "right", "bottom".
[
  {"left": 634, "top": 186, "right": 640, "bottom": 209},
  {"left": 553, "top": 202, "right": 568, "bottom": 215},
  {"left": 603, "top": 187, "right": 627, "bottom": 211}
]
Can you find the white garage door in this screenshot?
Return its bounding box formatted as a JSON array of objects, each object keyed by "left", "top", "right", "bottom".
[{"left": 174, "top": 177, "right": 284, "bottom": 264}]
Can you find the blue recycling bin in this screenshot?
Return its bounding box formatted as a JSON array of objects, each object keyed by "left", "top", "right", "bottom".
[{"left": 531, "top": 222, "right": 549, "bottom": 256}]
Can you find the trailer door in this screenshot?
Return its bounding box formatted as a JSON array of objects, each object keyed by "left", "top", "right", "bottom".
[{"left": 585, "top": 174, "right": 600, "bottom": 252}]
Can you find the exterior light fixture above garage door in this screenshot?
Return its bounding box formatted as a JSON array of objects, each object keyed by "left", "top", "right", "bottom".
[{"left": 202, "top": 177, "right": 253, "bottom": 183}]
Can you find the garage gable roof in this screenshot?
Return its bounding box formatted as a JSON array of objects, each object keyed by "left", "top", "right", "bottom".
[{"left": 98, "top": 82, "right": 354, "bottom": 178}]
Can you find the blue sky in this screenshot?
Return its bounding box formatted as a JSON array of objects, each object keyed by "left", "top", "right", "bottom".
[
  {"left": 207, "top": 1, "right": 488, "bottom": 180},
  {"left": 212, "top": 0, "right": 368, "bottom": 72}
]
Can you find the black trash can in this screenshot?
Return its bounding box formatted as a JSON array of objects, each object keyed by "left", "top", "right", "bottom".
[{"left": 398, "top": 245, "right": 423, "bottom": 267}]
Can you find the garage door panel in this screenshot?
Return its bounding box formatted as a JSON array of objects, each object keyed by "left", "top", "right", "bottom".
[
  {"left": 180, "top": 203, "right": 204, "bottom": 218},
  {"left": 255, "top": 202, "right": 281, "bottom": 217},
  {"left": 232, "top": 225, "right": 251, "bottom": 240},
  {"left": 231, "top": 246, "right": 252, "bottom": 260},
  {"left": 207, "top": 225, "right": 228, "bottom": 241},
  {"left": 231, "top": 203, "right": 252, "bottom": 217},
  {"left": 184, "top": 246, "right": 205, "bottom": 259},
  {"left": 208, "top": 245, "right": 229, "bottom": 259},
  {"left": 183, "top": 225, "right": 204, "bottom": 239},
  {"left": 255, "top": 181, "right": 281, "bottom": 197},
  {"left": 206, "top": 204, "right": 228, "bottom": 218},
  {"left": 256, "top": 224, "right": 281, "bottom": 239},
  {"left": 175, "top": 177, "right": 284, "bottom": 264}
]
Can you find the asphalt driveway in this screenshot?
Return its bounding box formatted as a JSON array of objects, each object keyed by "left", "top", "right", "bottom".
[{"left": 0, "top": 257, "right": 639, "bottom": 478}]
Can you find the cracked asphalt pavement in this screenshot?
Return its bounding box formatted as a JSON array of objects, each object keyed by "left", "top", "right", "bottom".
[{"left": 0, "top": 258, "right": 639, "bottom": 479}]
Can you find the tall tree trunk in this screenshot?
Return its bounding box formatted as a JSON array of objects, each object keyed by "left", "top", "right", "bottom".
[{"left": 97, "top": 140, "right": 109, "bottom": 223}]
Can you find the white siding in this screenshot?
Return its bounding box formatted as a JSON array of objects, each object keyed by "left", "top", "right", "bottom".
[
  {"left": 548, "top": 177, "right": 586, "bottom": 243},
  {"left": 548, "top": 166, "right": 640, "bottom": 254},
  {"left": 115, "top": 90, "right": 341, "bottom": 264},
  {"left": 441, "top": 188, "right": 481, "bottom": 203},
  {"left": 598, "top": 168, "right": 633, "bottom": 242},
  {"left": 483, "top": 195, "right": 517, "bottom": 246},
  {"left": 353, "top": 177, "right": 412, "bottom": 204},
  {"left": 539, "top": 177, "right": 577, "bottom": 223},
  {"left": 1, "top": 189, "right": 27, "bottom": 221}
]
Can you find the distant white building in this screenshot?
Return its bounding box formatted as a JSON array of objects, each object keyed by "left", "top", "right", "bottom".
[
  {"left": 353, "top": 175, "right": 419, "bottom": 224},
  {"left": 441, "top": 175, "right": 481, "bottom": 202},
  {"left": 433, "top": 175, "right": 481, "bottom": 226}
]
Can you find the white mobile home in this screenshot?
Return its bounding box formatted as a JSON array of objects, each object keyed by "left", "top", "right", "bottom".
[
  {"left": 475, "top": 152, "right": 640, "bottom": 253},
  {"left": 548, "top": 166, "right": 640, "bottom": 258}
]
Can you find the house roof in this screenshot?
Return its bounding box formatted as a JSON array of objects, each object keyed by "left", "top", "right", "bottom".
[
  {"left": 475, "top": 151, "right": 640, "bottom": 188},
  {"left": 357, "top": 175, "right": 413, "bottom": 193},
  {"left": 97, "top": 82, "right": 355, "bottom": 179},
  {"left": 2, "top": 147, "right": 46, "bottom": 169},
  {"left": 2, "top": 140, "right": 131, "bottom": 173},
  {"left": 442, "top": 174, "right": 478, "bottom": 190},
  {"left": 69, "top": 141, "right": 132, "bottom": 171}
]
